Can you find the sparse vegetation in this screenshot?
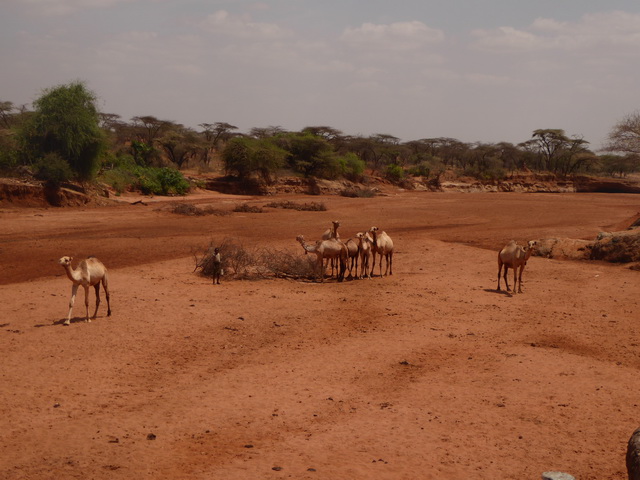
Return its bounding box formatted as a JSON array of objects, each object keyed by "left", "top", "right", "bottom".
[
  {"left": 264, "top": 200, "right": 326, "bottom": 211},
  {"left": 340, "top": 187, "right": 376, "bottom": 198},
  {"left": 233, "top": 203, "right": 264, "bottom": 213},
  {"left": 169, "top": 202, "right": 230, "bottom": 216}
]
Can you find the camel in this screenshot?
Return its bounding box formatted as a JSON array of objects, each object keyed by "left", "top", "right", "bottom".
[
  {"left": 627, "top": 427, "right": 640, "bottom": 480},
  {"left": 321, "top": 220, "right": 341, "bottom": 277},
  {"left": 355, "top": 232, "right": 373, "bottom": 279},
  {"left": 58, "top": 256, "right": 111, "bottom": 325},
  {"left": 369, "top": 226, "right": 394, "bottom": 277},
  {"left": 497, "top": 240, "right": 537, "bottom": 294},
  {"left": 322, "top": 220, "right": 341, "bottom": 241},
  {"left": 296, "top": 235, "right": 347, "bottom": 282},
  {"left": 344, "top": 237, "right": 359, "bottom": 278}
]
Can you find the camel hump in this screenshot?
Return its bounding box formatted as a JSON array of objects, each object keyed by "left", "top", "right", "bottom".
[{"left": 627, "top": 427, "right": 640, "bottom": 480}]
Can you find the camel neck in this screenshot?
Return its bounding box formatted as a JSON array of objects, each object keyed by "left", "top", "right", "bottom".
[{"left": 63, "top": 265, "right": 80, "bottom": 282}]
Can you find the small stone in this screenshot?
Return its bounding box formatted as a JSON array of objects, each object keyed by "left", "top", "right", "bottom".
[
  {"left": 146, "top": 433, "right": 156, "bottom": 440},
  {"left": 542, "top": 472, "right": 575, "bottom": 480},
  {"left": 272, "top": 466, "right": 282, "bottom": 471}
]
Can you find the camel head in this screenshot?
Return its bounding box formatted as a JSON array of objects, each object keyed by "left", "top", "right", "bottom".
[
  {"left": 295, "top": 235, "right": 305, "bottom": 244},
  {"left": 332, "top": 220, "right": 340, "bottom": 228},
  {"left": 58, "top": 256, "right": 73, "bottom": 267},
  {"left": 523, "top": 240, "right": 537, "bottom": 263}
]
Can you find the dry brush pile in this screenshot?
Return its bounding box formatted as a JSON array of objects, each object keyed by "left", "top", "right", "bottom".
[{"left": 193, "top": 238, "right": 319, "bottom": 281}]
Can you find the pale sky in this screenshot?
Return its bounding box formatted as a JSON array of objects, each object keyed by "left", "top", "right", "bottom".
[{"left": 3, "top": 0, "right": 640, "bottom": 148}]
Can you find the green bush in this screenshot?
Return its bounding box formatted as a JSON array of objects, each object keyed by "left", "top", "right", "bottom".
[
  {"left": 155, "top": 167, "right": 190, "bottom": 195},
  {"left": 99, "top": 168, "right": 136, "bottom": 193},
  {"left": 339, "top": 153, "right": 365, "bottom": 181},
  {"left": 407, "top": 162, "right": 430, "bottom": 177},
  {"left": 33, "top": 153, "right": 74, "bottom": 186},
  {"left": 385, "top": 163, "right": 404, "bottom": 182}
]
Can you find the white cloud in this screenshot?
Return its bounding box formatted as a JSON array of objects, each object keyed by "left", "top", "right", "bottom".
[
  {"left": 10, "top": 0, "right": 141, "bottom": 16},
  {"left": 471, "top": 11, "right": 640, "bottom": 53},
  {"left": 341, "top": 21, "right": 444, "bottom": 51},
  {"left": 200, "top": 10, "right": 292, "bottom": 40}
]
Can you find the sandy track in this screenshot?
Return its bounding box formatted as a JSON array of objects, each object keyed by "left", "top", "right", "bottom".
[{"left": 1, "top": 191, "right": 639, "bottom": 479}]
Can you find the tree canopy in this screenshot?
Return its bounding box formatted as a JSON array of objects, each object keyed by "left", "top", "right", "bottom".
[{"left": 18, "top": 81, "right": 105, "bottom": 180}]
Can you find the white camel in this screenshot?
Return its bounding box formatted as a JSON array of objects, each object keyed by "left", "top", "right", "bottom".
[
  {"left": 355, "top": 232, "right": 373, "bottom": 279},
  {"left": 59, "top": 256, "right": 111, "bottom": 325},
  {"left": 497, "top": 240, "right": 536, "bottom": 294},
  {"left": 296, "top": 235, "right": 347, "bottom": 282},
  {"left": 369, "top": 226, "right": 394, "bottom": 277}
]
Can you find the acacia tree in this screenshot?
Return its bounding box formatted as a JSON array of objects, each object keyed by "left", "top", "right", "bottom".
[
  {"left": 158, "top": 125, "right": 203, "bottom": 169},
  {"left": 529, "top": 129, "right": 593, "bottom": 175},
  {"left": 198, "top": 122, "right": 238, "bottom": 166},
  {"left": 604, "top": 112, "right": 640, "bottom": 154},
  {"left": 0, "top": 101, "right": 15, "bottom": 129},
  {"left": 18, "top": 81, "right": 105, "bottom": 180}
]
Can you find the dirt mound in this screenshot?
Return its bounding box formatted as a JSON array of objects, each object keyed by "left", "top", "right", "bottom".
[{"left": 0, "top": 178, "right": 115, "bottom": 207}]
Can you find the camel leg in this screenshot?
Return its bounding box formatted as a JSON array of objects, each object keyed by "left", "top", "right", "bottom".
[
  {"left": 83, "top": 285, "right": 91, "bottom": 322},
  {"left": 371, "top": 252, "right": 377, "bottom": 277},
  {"left": 517, "top": 265, "right": 525, "bottom": 293},
  {"left": 93, "top": 283, "right": 101, "bottom": 319},
  {"left": 503, "top": 266, "right": 510, "bottom": 292},
  {"left": 103, "top": 277, "right": 111, "bottom": 316},
  {"left": 497, "top": 260, "right": 503, "bottom": 290},
  {"left": 512, "top": 267, "right": 518, "bottom": 295},
  {"left": 64, "top": 284, "right": 79, "bottom": 326}
]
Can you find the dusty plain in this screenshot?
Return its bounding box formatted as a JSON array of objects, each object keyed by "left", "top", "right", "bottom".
[{"left": 1, "top": 189, "right": 639, "bottom": 480}]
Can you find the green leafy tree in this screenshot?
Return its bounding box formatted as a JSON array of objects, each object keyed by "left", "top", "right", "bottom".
[
  {"left": 222, "top": 137, "right": 287, "bottom": 183},
  {"left": 277, "top": 132, "right": 340, "bottom": 178},
  {"left": 18, "top": 81, "right": 105, "bottom": 180}
]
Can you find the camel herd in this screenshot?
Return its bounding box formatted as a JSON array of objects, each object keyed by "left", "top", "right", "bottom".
[
  {"left": 296, "top": 220, "right": 394, "bottom": 283},
  {"left": 56, "top": 221, "right": 536, "bottom": 325}
]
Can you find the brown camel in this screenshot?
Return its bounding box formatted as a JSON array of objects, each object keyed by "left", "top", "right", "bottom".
[
  {"left": 296, "top": 235, "right": 347, "bottom": 282},
  {"left": 369, "top": 226, "right": 394, "bottom": 277},
  {"left": 355, "top": 232, "right": 373, "bottom": 279},
  {"left": 497, "top": 240, "right": 536, "bottom": 294},
  {"left": 344, "top": 237, "right": 359, "bottom": 278},
  {"left": 58, "top": 256, "right": 111, "bottom": 325}
]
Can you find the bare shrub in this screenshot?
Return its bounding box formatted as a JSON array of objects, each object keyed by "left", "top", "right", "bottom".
[
  {"left": 193, "top": 238, "right": 317, "bottom": 281},
  {"left": 258, "top": 249, "right": 318, "bottom": 279},
  {"left": 264, "top": 200, "right": 327, "bottom": 211},
  {"left": 194, "top": 238, "right": 257, "bottom": 279},
  {"left": 169, "top": 202, "right": 230, "bottom": 216},
  {"left": 340, "top": 187, "right": 376, "bottom": 198},
  {"left": 233, "top": 203, "right": 264, "bottom": 213}
]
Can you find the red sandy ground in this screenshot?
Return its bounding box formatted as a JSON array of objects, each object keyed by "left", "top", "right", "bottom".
[{"left": 1, "top": 189, "right": 639, "bottom": 480}]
